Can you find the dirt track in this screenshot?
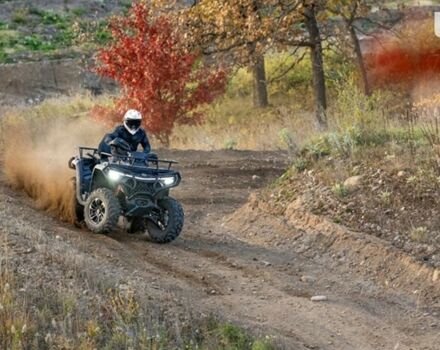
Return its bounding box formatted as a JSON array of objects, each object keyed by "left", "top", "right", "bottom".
[{"left": 1, "top": 150, "right": 439, "bottom": 349}]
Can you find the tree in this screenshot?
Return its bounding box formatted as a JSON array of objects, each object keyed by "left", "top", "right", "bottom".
[
  {"left": 303, "top": 1, "right": 327, "bottom": 127},
  {"left": 94, "top": 2, "right": 227, "bottom": 145},
  {"left": 326, "top": 0, "right": 372, "bottom": 95},
  {"left": 252, "top": 55, "right": 269, "bottom": 107},
  {"left": 178, "top": 0, "right": 329, "bottom": 128},
  {"left": 326, "top": 0, "right": 403, "bottom": 97},
  {"left": 179, "top": 0, "right": 270, "bottom": 107}
]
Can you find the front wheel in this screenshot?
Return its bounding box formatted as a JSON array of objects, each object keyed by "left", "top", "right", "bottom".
[
  {"left": 84, "top": 188, "right": 121, "bottom": 234},
  {"left": 147, "top": 197, "right": 184, "bottom": 244}
]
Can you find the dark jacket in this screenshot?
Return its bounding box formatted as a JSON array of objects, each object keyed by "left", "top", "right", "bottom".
[{"left": 98, "top": 125, "right": 151, "bottom": 155}]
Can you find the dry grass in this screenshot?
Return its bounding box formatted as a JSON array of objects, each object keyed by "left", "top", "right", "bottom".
[
  {"left": 0, "top": 92, "right": 317, "bottom": 153},
  {"left": 170, "top": 95, "right": 315, "bottom": 150}
]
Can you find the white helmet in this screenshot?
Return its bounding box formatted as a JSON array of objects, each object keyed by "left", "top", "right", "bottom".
[{"left": 123, "top": 109, "right": 142, "bottom": 135}]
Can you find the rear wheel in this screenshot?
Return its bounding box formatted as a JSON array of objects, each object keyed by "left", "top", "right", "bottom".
[
  {"left": 84, "top": 188, "right": 120, "bottom": 234},
  {"left": 147, "top": 197, "right": 184, "bottom": 244}
]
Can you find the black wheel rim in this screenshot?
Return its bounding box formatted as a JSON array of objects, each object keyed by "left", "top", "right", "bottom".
[{"left": 89, "top": 199, "right": 106, "bottom": 224}]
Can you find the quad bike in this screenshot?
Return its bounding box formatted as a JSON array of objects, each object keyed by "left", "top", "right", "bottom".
[{"left": 68, "top": 138, "right": 184, "bottom": 243}]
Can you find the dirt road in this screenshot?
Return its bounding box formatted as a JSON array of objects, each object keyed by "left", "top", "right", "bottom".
[{"left": 1, "top": 150, "right": 439, "bottom": 349}]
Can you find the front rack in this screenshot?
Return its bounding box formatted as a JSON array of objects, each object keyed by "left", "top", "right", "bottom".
[{"left": 78, "top": 146, "right": 178, "bottom": 170}]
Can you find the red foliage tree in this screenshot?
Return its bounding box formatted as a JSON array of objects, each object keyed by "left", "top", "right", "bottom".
[
  {"left": 94, "top": 2, "right": 227, "bottom": 144},
  {"left": 365, "top": 20, "right": 440, "bottom": 92}
]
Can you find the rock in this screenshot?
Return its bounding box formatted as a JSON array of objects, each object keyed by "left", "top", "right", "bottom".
[
  {"left": 300, "top": 275, "right": 316, "bottom": 283},
  {"left": 343, "top": 176, "right": 363, "bottom": 192},
  {"left": 397, "top": 171, "right": 406, "bottom": 177},
  {"left": 252, "top": 175, "right": 260, "bottom": 181},
  {"left": 311, "top": 295, "right": 328, "bottom": 302},
  {"left": 262, "top": 261, "right": 271, "bottom": 267},
  {"left": 433, "top": 269, "right": 439, "bottom": 283},
  {"left": 24, "top": 247, "right": 35, "bottom": 254}
]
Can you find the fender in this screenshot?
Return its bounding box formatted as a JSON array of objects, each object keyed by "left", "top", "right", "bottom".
[{"left": 89, "top": 164, "right": 111, "bottom": 193}]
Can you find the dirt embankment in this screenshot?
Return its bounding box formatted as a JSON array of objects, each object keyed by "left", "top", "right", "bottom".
[
  {"left": 1, "top": 149, "right": 440, "bottom": 349},
  {"left": 0, "top": 59, "right": 116, "bottom": 105}
]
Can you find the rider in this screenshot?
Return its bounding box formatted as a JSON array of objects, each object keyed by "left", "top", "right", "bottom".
[{"left": 98, "top": 109, "right": 151, "bottom": 156}]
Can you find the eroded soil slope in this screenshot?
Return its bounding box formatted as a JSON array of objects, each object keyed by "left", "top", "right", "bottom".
[{"left": 1, "top": 150, "right": 439, "bottom": 349}]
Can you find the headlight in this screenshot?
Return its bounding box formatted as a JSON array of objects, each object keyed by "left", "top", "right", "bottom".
[
  {"left": 161, "top": 176, "right": 175, "bottom": 186},
  {"left": 108, "top": 169, "right": 124, "bottom": 181}
]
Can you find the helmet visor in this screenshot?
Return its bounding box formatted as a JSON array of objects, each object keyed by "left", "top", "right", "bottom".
[{"left": 126, "top": 120, "right": 141, "bottom": 130}]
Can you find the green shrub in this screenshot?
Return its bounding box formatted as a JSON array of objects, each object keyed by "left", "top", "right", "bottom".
[
  {"left": 332, "top": 183, "right": 349, "bottom": 198},
  {"left": 220, "top": 323, "right": 252, "bottom": 349},
  {"left": 12, "top": 8, "right": 28, "bottom": 24},
  {"left": 0, "top": 50, "right": 7, "bottom": 62},
  {"left": 28, "top": 7, "right": 44, "bottom": 17},
  {"left": 293, "top": 158, "right": 307, "bottom": 172},
  {"left": 252, "top": 339, "right": 274, "bottom": 350},
  {"left": 72, "top": 6, "right": 87, "bottom": 17},
  {"left": 223, "top": 138, "right": 237, "bottom": 150},
  {"left": 94, "top": 26, "right": 112, "bottom": 44},
  {"left": 0, "top": 30, "right": 20, "bottom": 48},
  {"left": 20, "top": 34, "right": 54, "bottom": 51},
  {"left": 331, "top": 77, "right": 393, "bottom": 132},
  {"left": 54, "top": 29, "right": 75, "bottom": 47},
  {"left": 304, "top": 135, "right": 332, "bottom": 158},
  {"left": 41, "top": 10, "right": 64, "bottom": 25},
  {"left": 278, "top": 128, "right": 295, "bottom": 148},
  {"left": 380, "top": 190, "right": 392, "bottom": 205},
  {"left": 409, "top": 226, "right": 429, "bottom": 242},
  {"left": 266, "top": 50, "right": 312, "bottom": 95},
  {"left": 227, "top": 67, "right": 252, "bottom": 97}
]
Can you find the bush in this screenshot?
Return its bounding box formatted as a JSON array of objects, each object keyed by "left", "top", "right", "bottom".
[
  {"left": 72, "top": 7, "right": 87, "bottom": 17},
  {"left": 293, "top": 158, "right": 307, "bottom": 172},
  {"left": 12, "top": 8, "right": 28, "bottom": 24},
  {"left": 20, "top": 34, "right": 54, "bottom": 51},
  {"left": 332, "top": 183, "right": 349, "bottom": 197},
  {"left": 331, "top": 77, "right": 393, "bottom": 132},
  {"left": 409, "top": 226, "right": 429, "bottom": 242},
  {"left": 266, "top": 50, "right": 312, "bottom": 95},
  {"left": 223, "top": 138, "right": 237, "bottom": 150},
  {"left": 41, "top": 10, "right": 64, "bottom": 25}
]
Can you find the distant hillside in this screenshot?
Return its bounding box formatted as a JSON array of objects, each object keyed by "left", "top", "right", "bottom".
[{"left": 0, "top": 0, "right": 130, "bottom": 63}]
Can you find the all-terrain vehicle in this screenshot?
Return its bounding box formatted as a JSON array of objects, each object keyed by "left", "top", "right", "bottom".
[{"left": 68, "top": 138, "right": 184, "bottom": 243}]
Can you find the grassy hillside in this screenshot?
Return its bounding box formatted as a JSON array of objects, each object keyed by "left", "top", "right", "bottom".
[{"left": 0, "top": 0, "right": 130, "bottom": 63}]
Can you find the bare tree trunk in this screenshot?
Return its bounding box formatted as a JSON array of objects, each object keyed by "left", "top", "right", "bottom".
[
  {"left": 251, "top": 55, "right": 269, "bottom": 108},
  {"left": 304, "top": 4, "right": 327, "bottom": 129},
  {"left": 347, "top": 22, "right": 371, "bottom": 96}
]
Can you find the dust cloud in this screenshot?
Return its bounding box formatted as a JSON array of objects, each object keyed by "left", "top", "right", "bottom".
[{"left": 3, "top": 117, "right": 106, "bottom": 223}]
